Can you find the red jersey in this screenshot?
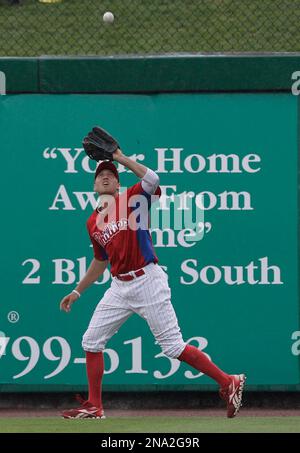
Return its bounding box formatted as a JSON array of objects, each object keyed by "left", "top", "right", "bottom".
[{"left": 87, "top": 182, "right": 161, "bottom": 276}]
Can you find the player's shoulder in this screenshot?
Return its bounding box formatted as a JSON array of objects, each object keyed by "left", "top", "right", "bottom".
[
  {"left": 118, "top": 182, "right": 142, "bottom": 202},
  {"left": 124, "top": 182, "right": 161, "bottom": 201},
  {"left": 126, "top": 181, "right": 143, "bottom": 196}
]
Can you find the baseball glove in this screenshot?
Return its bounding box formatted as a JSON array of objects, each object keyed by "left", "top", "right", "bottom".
[{"left": 82, "top": 126, "right": 120, "bottom": 161}]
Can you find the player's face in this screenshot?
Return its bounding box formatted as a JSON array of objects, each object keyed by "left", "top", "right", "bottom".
[{"left": 94, "top": 169, "right": 120, "bottom": 195}]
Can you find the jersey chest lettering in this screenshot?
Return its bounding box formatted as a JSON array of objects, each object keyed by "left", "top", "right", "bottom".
[{"left": 92, "top": 218, "right": 128, "bottom": 247}]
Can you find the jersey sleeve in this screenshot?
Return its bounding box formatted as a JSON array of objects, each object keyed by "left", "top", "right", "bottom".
[
  {"left": 127, "top": 168, "right": 161, "bottom": 201},
  {"left": 89, "top": 235, "right": 108, "bottom": 261},
  {"left": 141, "top": 168, "right": 160, "bottom": 195},
  {"left": 128, "top": 181, "right": 161, "bottom": 201},
  {"left": 86, "top": 221, "right": 108, "bottom": 262}
]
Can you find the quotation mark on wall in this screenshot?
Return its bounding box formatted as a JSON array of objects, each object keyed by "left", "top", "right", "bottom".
[{"left": 43, "top": 148, "right": 58, "bottom": 159}]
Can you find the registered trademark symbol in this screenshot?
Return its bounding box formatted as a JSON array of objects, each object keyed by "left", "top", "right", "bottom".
[{"left": 8, "top": 311, "right": 19, "bottom": 323}]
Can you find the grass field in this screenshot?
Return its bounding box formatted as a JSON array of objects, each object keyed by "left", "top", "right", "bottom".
[
  {"left": 0, "top": 416, "right": 300, "bottom": 433},
  {"left": 0, "top": 0, "right": 299, "bottom": 56}
]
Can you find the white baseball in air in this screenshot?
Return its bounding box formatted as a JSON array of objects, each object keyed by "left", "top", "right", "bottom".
[{"left": 103, "top": 11, "right": 114, "bottom": 24}]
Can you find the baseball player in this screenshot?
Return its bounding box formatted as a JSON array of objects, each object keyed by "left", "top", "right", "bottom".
[{"left": 60, "top": 127, "right": 246, "bottom": 419}]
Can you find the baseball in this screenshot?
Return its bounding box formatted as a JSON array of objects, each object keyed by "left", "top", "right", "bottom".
[{"left": 103, "top": 11, "right": 114, "bottom": 24}]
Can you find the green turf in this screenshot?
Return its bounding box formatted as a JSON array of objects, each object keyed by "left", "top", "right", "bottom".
[
  {"left": 0, "top": 417, "right": 300, "bottom": 433},
  {"left": 0, "top": 0, "right": 299, "bottom": 56}
]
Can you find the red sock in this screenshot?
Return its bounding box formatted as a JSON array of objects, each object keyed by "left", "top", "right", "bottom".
[
  {"left": 85, "top": 351, "right": 104, "bottom": 409},
  {"left": 178, "top": 345, "right": 231, "bottom": 387}
]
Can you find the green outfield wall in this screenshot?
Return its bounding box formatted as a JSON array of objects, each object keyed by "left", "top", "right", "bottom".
[{"left": 0, "top": 56, "right": 299, "bottom": 392}]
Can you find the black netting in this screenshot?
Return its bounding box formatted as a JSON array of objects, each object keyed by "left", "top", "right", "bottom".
[{"left": 0, "top": 0, "right": 299, "bottom": 56}]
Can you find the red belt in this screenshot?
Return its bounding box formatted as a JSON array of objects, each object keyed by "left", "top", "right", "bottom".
[{"left": 116, "top": 269, "right": 145, "bottom": 281}]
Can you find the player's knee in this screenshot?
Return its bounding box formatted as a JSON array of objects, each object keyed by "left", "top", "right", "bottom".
[
  {"left": 82, "top": 331, "right": 105, "bottom": 352},
  {"left": 161, "top": 342, "right": 186, "bottom": 359}
]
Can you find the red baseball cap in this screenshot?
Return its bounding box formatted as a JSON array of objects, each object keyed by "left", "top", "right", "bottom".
[{"left": 94, "top": 161, "right": 119, "bottom": 181}]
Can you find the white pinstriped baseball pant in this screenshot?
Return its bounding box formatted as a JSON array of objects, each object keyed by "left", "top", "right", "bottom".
[{"left": 82, "top": 263, "right": 186, "bottom": 359}]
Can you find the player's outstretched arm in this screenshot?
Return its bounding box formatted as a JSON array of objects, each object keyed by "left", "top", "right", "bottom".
[
  {"left": 113, "top": 148, "right": 148, "bottom": 177},
  {"left": 60, "top": 258, "right": 108, "bottom": 313},
  {"left": 113, "top": 148, "right": 159, "bottom": 194}
]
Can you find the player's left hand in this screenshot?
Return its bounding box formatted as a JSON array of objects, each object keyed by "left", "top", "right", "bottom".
[{"left": 60, "top": 292, "right": 79, "bottom": 313}]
